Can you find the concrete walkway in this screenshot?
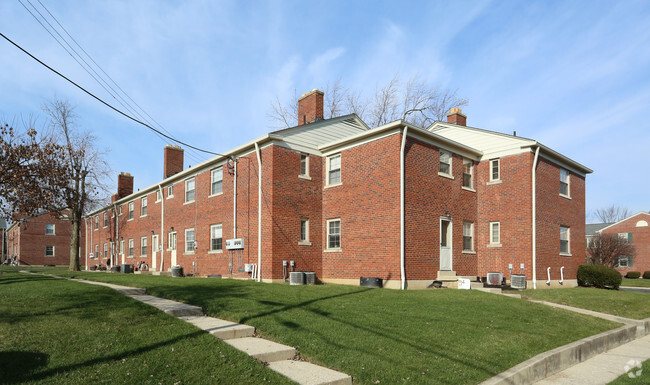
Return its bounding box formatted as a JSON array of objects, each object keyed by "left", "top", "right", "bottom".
[{"left": 22, "top": 272, "right": 352, "bottom": 385}]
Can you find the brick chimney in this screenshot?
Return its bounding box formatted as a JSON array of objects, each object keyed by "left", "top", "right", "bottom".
[
  {"left": 164, "top": 145, "right": 184, "bottom": 178},
  {"left": 446, "top": 108, "right": 467, "bottom": 126},
  {"left": 297, "top": 89, "right": 324, "bottom": 126},
  {"left": 117, "top": 172, "right": 134, "bottom": 199}
]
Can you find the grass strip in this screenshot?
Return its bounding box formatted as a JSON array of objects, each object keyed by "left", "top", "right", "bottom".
[
  {"left": 621, "top": 278, "right": 650, "bottom": 288},
  {"left": 0, "top": 270, "right": 294, "bottom": 384}
]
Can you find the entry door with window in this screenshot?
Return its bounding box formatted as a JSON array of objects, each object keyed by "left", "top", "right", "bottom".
[
  {"left": 440, "top": 218, "right": 452, "bottom": 271},
  {"left": 169, "top": 232, "right": 177, "bottom": 268},
  {"left": 152, "top": 234, "right": 159, "bottom": 270}
]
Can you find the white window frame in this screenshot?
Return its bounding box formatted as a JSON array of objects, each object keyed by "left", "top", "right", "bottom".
[
  {"left": 128, "top": 239, "right": 134, "bottom": 257},
  {"left": 185, "top": 178, "right": 195, "bottom": 203},
  {"left": 560, "top": 226, "right": 570, "bottom": 255},
  {"left": 489, "top": 222, "right": 501, "bottom": 246},
  {"left": 439, "top": 150, "right": 452, "bottom": 176},
  {"left": 299, "top": 218, "right": 311, "bottom": 245},
  {"left": 299, "top": 153, "right": 310, "bottom": 178},
  {"left": 119, "top": 205, "right": 123, "bottom": 216},
  {"left": 94, "top": 216, "right": 99, "bottom": 230},
  {"left": 326, "top": 218, "right": 341, "bottom": 251},
  {"left": 95, "top": 244, "right": 99, "bottom": 258},
  {"left": 462, "top": 159, "right": 473, "bottom": 190},
  {"left": 156, "top": 190, "right": 162, "bottom": 202},
  {"left": 45, "top": 245, "right": 55, "bottom": 257},
  {"left": 45, "top": 224, "right": 55, "bottom": 235},
  {"left": 103, "top": 243, "right": 108, "bottom": 259},
  {"left": 141, "top": 196, "right": 148, "bottom": 217},
  {"left": 489, "top": 159, "right": 501, "bottom": 182},
  {"left": 167, "top": 185, "right": 174, "bottom": 198},
  {"left": 128, "top": 201, "right": 134, "bottom": 220},
  {"left": 211, "top": 168, "right": 223, "bottom": 196},
  {"left": 462, "top": 221, "right": 474, "bottom": 252},
  {"left": 327, "top": 154, "right": 341, "bottom": 186},
  {"left": 111, "top": 242, "right": 115, "bottom": 258},
  {"left": 210, "top": 224, "right": 222, "bottom": 252},
  {"left": 185, "top": 228, "right": 195, "bottom": 253},
  {"left": 141, "top": 236, "right": 147, "bottom": 256},
  {"left": 616, "top": 256, "right": 632, "bottom": 268},
  {"left": 560, "top": 168, "right": 570, "bottom": 197},
  {"left": 103, "top": 212, "right": 108, "bottom": 227}
]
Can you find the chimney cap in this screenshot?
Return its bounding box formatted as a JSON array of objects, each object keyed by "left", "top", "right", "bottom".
[
  {"left": 119, "top": 172, "right": 133, "bottom": 177},
  {"left": 299, "top": 88, "right": 324, "bottom": 100},
  {"left": 447, "top": 108, "right": 466, "bottom": 117}
]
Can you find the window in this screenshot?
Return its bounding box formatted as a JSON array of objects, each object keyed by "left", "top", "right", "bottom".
[
  {"left": 111, "top": 242, "right": 115, "bottom": 258},
  {"left": 439, "top": 150, "right": 452, "bottom": 175},
  {"left": 128, "top": 239, "right": 134, "bottom": 257},
  {"left": 95, "top": 244, "right": 99, "bottom": 258},
  {"left": 128, "top": 202, "right": 134, "bottom": 220},
  {"left": 120, "top": 240, "right": 124, "bottom": 255},
  {"left": 45, "top": 224, "right": 55, "bottom": 235},
  {"left": 103, "top": 212, "right": 108, "bottom": 227},
  {"left": 327, "top": 219, "right": 341, "bottom": 250},
  {"left": 560, "top": 226, "right": 570, "bottom": 254},
  {"left": 463, "top": 222, "right": 474, "bottom": 251},
  {"left": 156, "top": 190, "right": 162, "bottom": 201},
  {"left": 490, "top": 159, "right": 500, "bottom": 182},
  {"left": 560, "top": 168, "right": 570, "bottom": 196},
  {"left": 462, "top": 159, "right": 473, "bottom": 189},
  {"left": 185, "top": 178, "right": 195, "bottom": 202},
  {"left": 210, "top": 224, "right": 222, "bottom": 251},
  {"left": 168, "top": 185, "right": 174, "bottom": 197},
  {"left": 141, "top": 197, "right": 148, "bottom": 216},
  {"left": 300, "top": 154, "right": 309, "bottom": 177},
  {"left": 94, "top": 216, "right": 98, "bottom": 230},
  {"left": 211, "top": 168, "right": 223, "bottom": 195},
  {"left": 327, "top": 154, "right": 341, "bottom": 185},
  {"left": 45, "top": 245, "right": 54, "bottom": 257},
  {"left": 616, "top": 256, "right": 633, "bottom": 268},
  {"left": 141, "top": 237, "right": 147, "bottom": 256},
  {"left": 169, "top": 232, "right": 177, "bottom": 250},
  {"left": 489, "top": 222, "right": 501, "bottom": 245},
  {"left": 185, "top": 228, "right": 195, "bottom": 253},
  {"left": 119, "top": 205, "right": 123, "bottom": 216},
  {"left": 300, "top": 218, "right": 310, "bottom": 244},
  {"left": 103, "top": 243, "right": 108, "bottom": 259}
]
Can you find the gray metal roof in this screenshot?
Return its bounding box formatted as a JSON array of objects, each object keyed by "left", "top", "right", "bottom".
[
  {"left": 271, "top": 115, "right": 367, "bottom": 149},
  {"left": 429, "top": 122, "right": 536, "bottom": 157},
  {"left": 586, "top": 223, "right": 614, "bottom": 236}
]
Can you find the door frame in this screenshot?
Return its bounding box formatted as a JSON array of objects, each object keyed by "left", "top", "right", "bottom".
[{"left": 439, "top": 216, "right": 453, "bottom": 271}]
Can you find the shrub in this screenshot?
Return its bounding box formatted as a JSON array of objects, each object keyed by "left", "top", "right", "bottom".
[
  {"left": 644, "top": 271, "right": 650, "bottom": 279},
  {"left": 577, "top": 264, "right": 622, "bottom": 290},
  {"left": 626, "top": 271, "right": 641, "bottom": 279}
]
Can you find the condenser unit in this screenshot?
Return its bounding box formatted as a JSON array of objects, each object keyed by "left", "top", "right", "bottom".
[
  {"left": 486, "top": 272, "right": 503, "bottom": 287},
  {"left": 510, "top": 274, "right": 527, "bottom": 290}
]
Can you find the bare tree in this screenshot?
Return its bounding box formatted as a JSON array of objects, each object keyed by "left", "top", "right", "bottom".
[
  {"left": 587, "top": 233, "right": 636, "bottom": 267},
  {"left": 42, "top": 99, "right": 110, "bottom": 271},
  {"left": 593, "top": 205, "right": 631, "bottom": 223},
  {"left": 267, "top": 74, "right": 469, "bottom": 129}
]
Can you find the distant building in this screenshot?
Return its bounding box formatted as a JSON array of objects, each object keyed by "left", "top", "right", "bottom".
[
  {"left": 0, "top": 218, "right": 7, "bottom": 263},
  {"left": 587, "top": 212, "right": 650, "bottom": 275},
  {"left": 86, "top": 89, "right": 591, "bottom": 289},
  {"left": 6, "top": 211, "right": 85, "bottom": 266}
]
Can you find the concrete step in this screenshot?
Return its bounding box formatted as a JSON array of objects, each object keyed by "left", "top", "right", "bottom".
[
  {"left": 436, "top": 270, "right": 457, "bottom": 280},
  {"left": 224, "top": 337, "right": 296, "bottom": 363},
  {"left": 476, "top": 287, "right": 502, "bottom": 294},
  {"left": 268, "top": 360, "right": 352, "bottom": 385},
  {"left": 180, "top": 316, "right": 255, "bottom": 340},
  {"left": 129, "top": 295, "right": 204, "bottom": 317}
]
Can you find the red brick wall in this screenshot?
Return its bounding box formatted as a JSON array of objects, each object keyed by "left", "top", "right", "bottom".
[
  {"left": 164, "top": 145, "right": 184, "bottom": 178},
  {"left": 404, "top": 137, "right": 478, "bottom": 279},
  {"left": 322, "top": 134, "right": 402, "bottom": 281},
  {"left": 600, "top": 213, "right": 650, "bottom": 275}
]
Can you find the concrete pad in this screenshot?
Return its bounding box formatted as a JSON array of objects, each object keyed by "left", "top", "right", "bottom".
[
  {"left": 129, "top": 295, "right": 203, "bottom": 317},
  {"left": 224, "top": 337, "right": 295, "bottom": 362},
  {"left": 269, "top": 360, "right": 352, "bottom": 385},
  {"left": 179, "top": 316, "right": 255, "bottom": 340}
]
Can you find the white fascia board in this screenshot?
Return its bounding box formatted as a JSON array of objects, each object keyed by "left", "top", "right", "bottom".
[
  {"left": 597, "top": 212, "right": 650, "bottom": 232},
  {"left": 524, "top": 142, "right": 593, "bottom": 176}
]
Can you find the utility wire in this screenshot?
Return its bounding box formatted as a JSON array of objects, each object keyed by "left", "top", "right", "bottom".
[
  {"left": 25, "top": 0, "right": 211, "bottom": 165},
  {"left": 1, "top": 31, "right": 227, "bottom": 157}
]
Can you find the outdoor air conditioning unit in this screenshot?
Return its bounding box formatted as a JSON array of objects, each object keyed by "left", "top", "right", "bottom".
[
  {"left": 486, "top": 272, "right": 503, "bottom": 287},
  {"left": 511, "top": 274, "right": 527, "bottom": 290}
]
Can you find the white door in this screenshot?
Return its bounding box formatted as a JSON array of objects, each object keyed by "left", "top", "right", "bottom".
[
  {"left": 152, "top": 234, "right": 159, "bottom": 270},
  {"left": 169, "top": 232, "right": 177, "bottom": 268},
  {"left": 440, "top": 218, "right": 452, "bottom": 271}
]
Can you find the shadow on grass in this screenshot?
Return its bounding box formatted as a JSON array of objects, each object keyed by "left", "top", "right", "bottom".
[{"left": 0, "top": 351, "right": 49, "bottom": 382}]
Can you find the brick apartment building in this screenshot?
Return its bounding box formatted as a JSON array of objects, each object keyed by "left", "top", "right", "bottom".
[
  {"left": 587, "top": 212, "right": 650, "bottom": 275},
  {"left": 6, "top": 211, "right": 85, "bottom": 266},
  {"left": 0, "top": 218, "right": 7, "bottom": 262},
  {"left": 86, "top": 89, "right": 591, "bottom": 289}
]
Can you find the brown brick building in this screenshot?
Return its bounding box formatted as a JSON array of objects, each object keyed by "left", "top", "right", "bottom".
[
  {"left": 6, "top": 211, "right": 85, "bottom": 266},
  {"left": 86, "top": 89, "right": 591, "bottom": 289}
]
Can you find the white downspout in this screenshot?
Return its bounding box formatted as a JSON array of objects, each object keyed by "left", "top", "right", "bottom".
[
  {"left": 532, "top": 146, "right": 540, "bottom": 289},
  {"left": 158, "top": 184, "right": 165, "bottom": 272},
  {"left": 84, "top": 217, "right": 89, "bottom": 270},
  {"left": 546, "top": 267, "right": 551, "bottom": 285},
  {"left": 560, "top": 266, "right": 565, "bottom": 285},
  {"left": 113, "top": 203, "right": 118, "bottom": 268},
  {"left": 255, "top": 143, "right": 262, "bottom": 282},
  {"left": 233, "top": 157, "right": 237, "bottom": 238},
  {"left": 400, "top": 126, "right": 409, "bottom": 290},
  {"left": 90, "top": 215, "right": 93, "bottom": 265}
]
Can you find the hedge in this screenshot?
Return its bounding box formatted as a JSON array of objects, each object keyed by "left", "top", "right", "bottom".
[
  {"left": 644, "top": 271, "right": 650, "bottom": 279},
  {"left": 577, "top": 264, "right": 622, "bottom": 289},
  {"left": 626, "top": 271, "right": 641, "bottom": 279}
]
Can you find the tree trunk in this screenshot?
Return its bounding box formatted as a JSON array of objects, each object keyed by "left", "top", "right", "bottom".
[{"left": 69, "top": 216, "right": 81, "bottom": 271}]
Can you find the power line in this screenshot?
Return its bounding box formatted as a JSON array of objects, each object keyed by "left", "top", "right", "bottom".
[{"left": 0, "top": 31, "right": 227, "bottom": 157}]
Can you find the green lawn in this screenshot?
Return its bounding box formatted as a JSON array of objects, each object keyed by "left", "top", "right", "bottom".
[
  {"left": 608, "top": 359, "right": 649, "bottom": 384},
  {"left": 5, "top": 267, "right": 623, "bottom": 385},
  {"left": 522, "top": 287, "right": 650, "bottom": 320},
  {"left": 0, "top": 270, "right": 294, "bottom": 384},
  {"left": 621, "top": 278, "right": 650, "bottom": 288}
]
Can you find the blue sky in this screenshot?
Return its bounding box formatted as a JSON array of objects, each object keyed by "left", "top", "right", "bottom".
[{"left": 1, "top": 0, "right": 649, "bottom": 220}]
